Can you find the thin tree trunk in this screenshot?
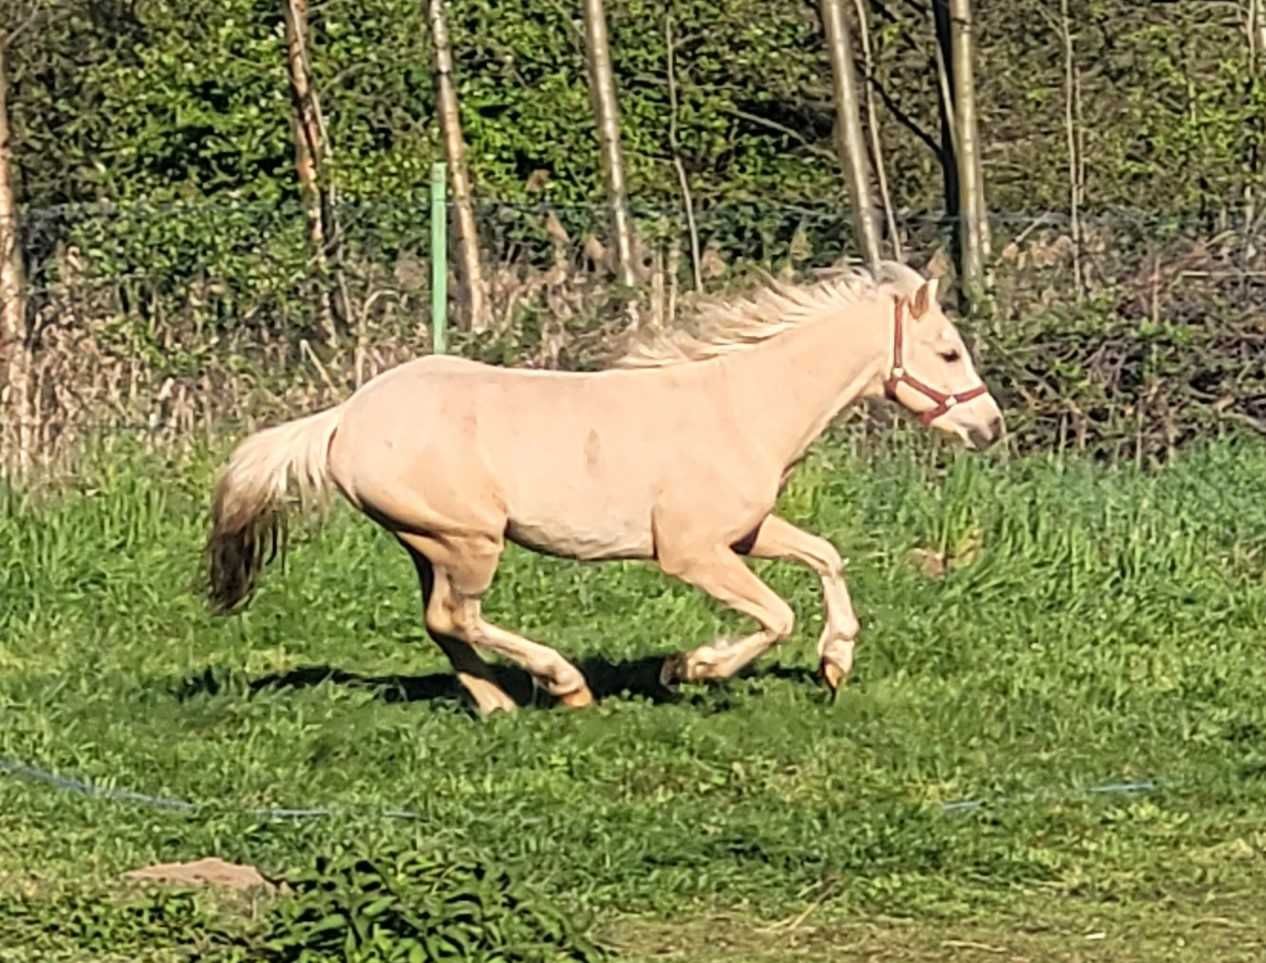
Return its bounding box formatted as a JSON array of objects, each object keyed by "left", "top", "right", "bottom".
[
  {"left": 1246, "top": 0, "right": 1265, "bottom": 257},
  {"left": 0, "top": 35, "right": 32, "bottom": 474},
  {"left": 931, "top": 0, "right": 957, "bottom": 229},
  {"left": 282, "top": 0, "right": 346, "bottom": 346},
  {"left": 429, "top": 0, "right": 489, "bottom": 332},
  {"left": 852, "top": 0, "right": 902, "bottom": 261},
  {"left": 948, "top": 0, "right": 987, "bottom": 302},
  {"left": 1058, "top": 0, "right": 1083, "bottom": 300},
  {"left": 820, "top": 0, "right": 882, "bottom": 269},
  {"left": 665, "top": 11, "right": 702, "bottom": 291},
  {"left": 581, "top": 0, "right": 637, "bottom": 289}
]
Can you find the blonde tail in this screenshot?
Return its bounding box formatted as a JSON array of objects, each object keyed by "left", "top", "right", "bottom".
[{"left": 205, "top": 404, "right": 344, "bottom": 613}]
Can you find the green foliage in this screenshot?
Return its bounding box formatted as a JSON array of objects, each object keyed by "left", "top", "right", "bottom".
[
  {"left": 0, "top": 847, "right": 604, "bottom": 962},
  {"left": 7, "top": 0, "right": 1261, "bottom": 376},
  {"left": 0, "top": 887, "right": 230, "bottom": 959},
  {"left": 257, "top": 847, "right": 605, "bottom": 962},
  {"left": 13, "top": 1, "right": 1259, "bottom": 265}
]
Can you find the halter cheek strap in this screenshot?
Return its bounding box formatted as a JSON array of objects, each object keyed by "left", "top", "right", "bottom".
[{"left": 883, "top": 295, "right": 989, "bottom": 427}]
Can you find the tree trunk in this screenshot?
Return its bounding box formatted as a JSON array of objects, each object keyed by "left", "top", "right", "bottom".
[
  {"left": 852, "top": 0, "right": 901, "bottom": 261},
  {"left": 428, "top": 0, "right": 488, "bottom": 332},
  {"left": 819, "top": 0, "right": 882, "bottom": 269},
  {"left": 1254, "top": 0, "right": 1266, "bottom": 60},
  {"left": 1059, "top": 0, "right": 1084, "bottom": 300},
  {"left": 1247, "top": 0, "right": 1266, "bottom": 256},
  {"left": 282, "top": 0, "right": 346, "bottom": 346},
  {"left": 947, "top": 0, "right": 988, "bottom": 302},
  {"left": 580, "top": 0, "right": 637, "bottom": 289},
  {"left": 0, "top": 35, "right": 32, "bottom": 474},
  {"left": 665, "top": 10, "right": 702, "bottom": 292},
  {"left": 932, "top": 0, "right": 960, "bottom": 244}
]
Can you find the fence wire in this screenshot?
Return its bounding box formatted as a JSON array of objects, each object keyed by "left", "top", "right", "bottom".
[{"left": 2, "top": 198, "right": 1266, "bottom": 474}]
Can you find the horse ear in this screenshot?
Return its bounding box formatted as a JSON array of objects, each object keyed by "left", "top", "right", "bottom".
[{"left": 911, "top": 279, "right": 938, "bottom": 319}]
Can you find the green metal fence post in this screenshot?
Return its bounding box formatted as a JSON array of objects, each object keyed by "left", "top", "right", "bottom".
[{"left": 431, "top": 161, "right": 448, "bottom": 354}]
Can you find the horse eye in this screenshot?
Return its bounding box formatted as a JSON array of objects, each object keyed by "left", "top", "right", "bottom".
[{"left": 939, "top": 350, "right": 961, "bottom": 363}]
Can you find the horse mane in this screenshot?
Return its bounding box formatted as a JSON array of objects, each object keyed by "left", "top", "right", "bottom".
[{"left": 613, "top": 259, "right": 930, "bottom": 370}]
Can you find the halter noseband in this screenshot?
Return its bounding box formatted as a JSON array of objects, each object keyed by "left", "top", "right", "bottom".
[{"left": 882, "top": 295, "right": 989, "bottom": 427}]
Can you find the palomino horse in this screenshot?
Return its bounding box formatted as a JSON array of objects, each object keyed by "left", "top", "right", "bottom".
[{"left": 206, "top": 261, "right": 1004, "bottom": 715}]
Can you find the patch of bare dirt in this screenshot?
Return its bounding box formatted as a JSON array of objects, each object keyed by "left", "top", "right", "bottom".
[{"left": 122, "top": 857, "right": 273, "bottom": 892}]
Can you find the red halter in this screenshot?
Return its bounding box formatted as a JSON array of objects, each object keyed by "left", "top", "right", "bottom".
[{"left": 882, "top": 295, "right": 989, "bottom": 426}]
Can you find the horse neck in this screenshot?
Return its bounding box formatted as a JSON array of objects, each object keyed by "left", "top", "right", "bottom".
[{"left": 719, "top": 298, "right": 889, "bottom": 468}]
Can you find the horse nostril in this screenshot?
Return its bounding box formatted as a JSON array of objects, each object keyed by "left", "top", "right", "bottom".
[{"left": 969, "top": 416, "right": 1005, "bottom": 450}]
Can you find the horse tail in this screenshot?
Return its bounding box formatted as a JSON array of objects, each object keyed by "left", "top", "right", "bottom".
[{"left": 205, "top": 404, "right": 345, "bottom": 614}]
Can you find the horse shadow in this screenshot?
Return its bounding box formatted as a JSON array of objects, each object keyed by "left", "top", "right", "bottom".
[{"left": 175, "top": 654, "right": 822, "bottom": 716}]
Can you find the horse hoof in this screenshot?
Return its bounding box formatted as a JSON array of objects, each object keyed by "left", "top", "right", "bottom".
[
  {"left": 659, "top": 653, "right": 687, "bottom": 689},
  {"left": 818, "top": 657, "right": 848, "bottom": 700},
  {"left": 476, "top": 698, "right": 518, "bottom": 718},
  {"left": 558, "top": 686, "right": 595, "bottom": 709}
]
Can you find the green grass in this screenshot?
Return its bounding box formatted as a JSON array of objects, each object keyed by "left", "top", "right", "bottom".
[{"left": 3, "top": 436, "right": 1266, "bottom": 960}]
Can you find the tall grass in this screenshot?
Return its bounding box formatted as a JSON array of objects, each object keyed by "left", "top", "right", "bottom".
[{"left": 2, "top": 437, "right": 1266, "bottom": 943}]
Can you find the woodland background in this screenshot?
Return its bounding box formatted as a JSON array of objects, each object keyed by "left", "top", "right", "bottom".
[{"left": 1, "top": 0, "right": 1264, "bottom": 469}]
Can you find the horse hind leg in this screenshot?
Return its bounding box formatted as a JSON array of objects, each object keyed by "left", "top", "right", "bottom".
[
  {"left": 420, "top": 532, "right": 596, "bottom": 709},
  {"left": 399, "top": 536, "right": 517, "bottom": 716}
]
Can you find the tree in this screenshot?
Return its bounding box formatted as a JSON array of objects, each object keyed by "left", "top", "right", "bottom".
[
  {"left": 935, "top": 0, "right": 989, "bottom": 305},
  {"left": 282, "top": 0, "right": 348, "bottom": 346},
  {"left": 1253, "top": 0, "right": 1266, "bottom": 62},
  {"left": 428, "top": 0, "right": 488, "bottom": 332},
  {"left": 819, "top": 0, "right": 882, "bottom": 269},
  {"left": 0, "top": 15, "right": 34, "bottom": 474},
  {"left": 1247, "top": 0, "right": 1266, "bottom": 255},
  {"left": 581, "top": 0, "right": 637, "bottom": 289}
]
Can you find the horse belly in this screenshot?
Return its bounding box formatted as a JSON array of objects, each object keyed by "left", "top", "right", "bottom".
[{"left": 506, "top": 505, "right": 652, "bottom": 561}]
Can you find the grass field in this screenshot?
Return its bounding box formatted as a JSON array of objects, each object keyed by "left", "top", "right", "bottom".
[{"left": 2, "top": 434, "right": 1266, "bottom": 960}]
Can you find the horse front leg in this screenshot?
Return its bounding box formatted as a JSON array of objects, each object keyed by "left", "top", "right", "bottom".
[{"left": 742, "top": 514, "right": 860, "bottom": 698}]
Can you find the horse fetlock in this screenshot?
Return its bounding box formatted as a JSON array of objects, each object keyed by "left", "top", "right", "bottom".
[
  {"left": 540, "top": 663, "right": 590, "bottom": 701},
  {"left": 822, "top": 614, "right": 859, "bottom": 646},
  {"left": 660, "top": 644, "right": 723, "bottom": 685},
  {"left": 818, "top": 630, "right": 856, "bottom": 668}
]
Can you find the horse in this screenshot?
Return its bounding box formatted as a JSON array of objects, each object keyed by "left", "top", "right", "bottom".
[{"left": 205, "top": 261, "right": 1005, "bottom": 715}]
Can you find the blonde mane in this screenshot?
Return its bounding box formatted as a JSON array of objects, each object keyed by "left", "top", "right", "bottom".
[{"left": 615, "top": 260, "right": 930, "bottom": 370}]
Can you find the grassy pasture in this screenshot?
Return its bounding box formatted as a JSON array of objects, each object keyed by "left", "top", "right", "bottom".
[{"left": 2, "top": 435, "right": 1266, "bottom": 960}]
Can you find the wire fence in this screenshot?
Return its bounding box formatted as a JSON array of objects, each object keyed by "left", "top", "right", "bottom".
[
  {"left": 2, "top": 196, "right": 1265, "bottom": 474},
  {"left": 0, "top": 753, "right": 1162, "bottom": 823}
]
